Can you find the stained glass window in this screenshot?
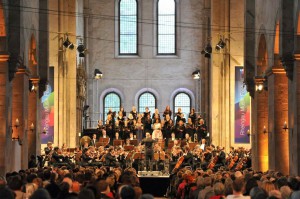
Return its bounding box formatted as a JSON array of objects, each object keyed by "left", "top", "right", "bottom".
[
  {"left": 103, "top": 92, "right": 121, "bottom": 121},
  {"left": 138, "top": 92, "right": 156, "bottom": 115},
  {"left": 119, "top": 0, "right": 137, "bottom": 54},
  {"left": 174, "top": 93, "right": 191, "bottom": 122},
  {"left": 157, "top": 0, "right": 176, "bottom": 54}
]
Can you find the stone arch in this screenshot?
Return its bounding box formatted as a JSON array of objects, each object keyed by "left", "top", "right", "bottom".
[
  {"left": 169, "top": 88, "right": 195, "bottom": 113},
  {"left": 134, "top": 87, "right": 160, "bottom": 107},
  {"left": 100, "top": 88, "right": 125, "bottom": 119}
]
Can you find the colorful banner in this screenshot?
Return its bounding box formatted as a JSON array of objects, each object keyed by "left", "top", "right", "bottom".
[
  {"left": 40, "top": 68, "right": 54, "bottom": 144},
  {"left": 234, "top": 67, "right": 250, "bottom": 143}
]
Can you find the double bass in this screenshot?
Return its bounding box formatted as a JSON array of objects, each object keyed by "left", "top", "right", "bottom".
[{"left": 208, "top": 155, "right": 218, "bottom": 169}]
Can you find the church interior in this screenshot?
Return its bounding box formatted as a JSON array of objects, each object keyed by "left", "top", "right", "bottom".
[{"left": 0, "top": 0, "right": 300, "bottom": 197}]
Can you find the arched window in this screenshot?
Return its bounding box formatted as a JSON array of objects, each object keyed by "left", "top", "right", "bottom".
[
  {"left": 138, "top": 92, "right": 156, "bottom": 115},
  {"left": 103, "top": 92, "right": 121, "bottom": 121},
  {"left": 174, "top": 92, "right": 191, "bottom": 122},
  {"left": 157, "top": 0, "right": 176, "bottom": 54},
  {"left": 119, "top": 0, "right": 138, "bottom": 55}
]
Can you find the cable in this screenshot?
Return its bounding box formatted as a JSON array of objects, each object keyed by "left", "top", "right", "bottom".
[
  {"left": 0, "top": 22, "right": 286, "bottom": 62},
  {"left": 0, "top": 2, "right": 296, "bottom": 36}
]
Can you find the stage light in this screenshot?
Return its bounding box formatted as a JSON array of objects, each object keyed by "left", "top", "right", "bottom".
[
  {"left": 201, "top": 44, "right": 212, "bottom": 58},
  {"left": 215, "top": 39, "right": 226, "bottom": 51},
  {"left": 77, "top": 43, "right": 86, "bottom": 57},
  {"left": 63, "top": 37, "right": 74, "bottom": 49},
  {"left": 192, "top": 70, "right": 200, "bottom": 80},
  {"left": 94, "top": 69, "right": 103, "bottom": 79}
]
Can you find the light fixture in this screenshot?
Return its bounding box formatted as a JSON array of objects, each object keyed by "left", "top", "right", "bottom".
[
  {"left": 247, "top": 129, "right": 250, "bottom": 136},
  {"left": 77, "top": 43, "right": 86, "bottom": 57},
  {"left": 29, "top": 123, "right": 35, "bottom": 133},
  {"left": 254, "top": 76, "right": 267, "bottom": 92},
  {"left": 201, "top": 44, "right": 212, "bottom": 58},
  {"left": 215, "top": 39, "right": 226, "bottom": 51},
  {"left": 192, "top": 70, "right": 200, "bottom": 80},
  {"left": 42, "top": 127, "right": 47, "bottom": 135},
  {"left": 283, "top": 121, "right": 288, "bottom": 131},
  {"left": 63, "top": 37, "right": 74, "bottom": 50},
  {"left": 29, "top": 79, "right": 39, "bottom": 92},
  {"left": 263, "top": 125, "right": 267, "bottom": 134},
  {"left": 15, "top": 118, "right": 20, "bottom": 128},
  {"left": 94, "top": 69, "right": 103, "bottom": 79}
]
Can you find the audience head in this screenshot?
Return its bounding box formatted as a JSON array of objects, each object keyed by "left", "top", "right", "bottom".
[
  {"left": 232, "top": 177, "right": 245, "bottom": 194},
  {"left": 7, "top": 175, "right": 22, "bottom": 191},
  {"left": 120, "top": 185, "right": 135, "bottom": 199},
  {"left": 29, "top": 188, "right": 51, "bottom": 199}
]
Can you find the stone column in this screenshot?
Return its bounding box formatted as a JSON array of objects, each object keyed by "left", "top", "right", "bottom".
[
  {"left": 0, "top": 55, "right": 12, "bottom": 175},
  {"left": 288, "top": 53, "right": 300, "bottom": 175},
  {"left": 12, "top": 68, "right": 30, "bottom": 170},
  {"left": 267, "top": 68, "right": 289, "bottom": 175}
]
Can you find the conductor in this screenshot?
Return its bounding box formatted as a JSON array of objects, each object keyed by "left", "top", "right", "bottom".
[{"left": 141, "top": 132, "right": 156, "bottom": 170}]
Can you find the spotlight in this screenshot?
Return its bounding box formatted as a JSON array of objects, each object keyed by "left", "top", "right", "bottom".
[
  {"left": 29, "top": 79, "right": 38, "bottom": 92},
  {"left": 94, "top": 69, "right": 103, "bottom": 79},
  {"left": 63, "top": 37, "right": 74, "bottom": 49},
  {"left": 215, "top": 39, "right": 226, "bottom": 51},
  {"left": 192, "top": 70, "right": 200, "bottom": 80},
  {"left": 83, "top": 105, "right": 90, "bottom": 111},
  {"left": 77, "top": 43, "right": 86, "bottom": 57},
  {"left": 201, "top": 44, "right": 212, "bottom": 58}
]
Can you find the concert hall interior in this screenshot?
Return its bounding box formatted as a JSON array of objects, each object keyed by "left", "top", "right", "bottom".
[{"left": 0, "top": 0, "right": 300, "bottom": 198}]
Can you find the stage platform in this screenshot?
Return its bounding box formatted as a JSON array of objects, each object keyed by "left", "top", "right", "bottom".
[{"left": 138, "top": 171, "right": 170, "bottom": 197}]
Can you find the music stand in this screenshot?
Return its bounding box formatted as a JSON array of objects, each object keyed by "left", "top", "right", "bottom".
[
  {"left": 129, "top": 139, "right": 138, "bottom": 146},
  {"left": 113, "top": 140, "right": 124, "bottom": 146},
  {"left": 99, "top": 137, "right": 109, "bottom": 146},
  {"left": 95, "top": 142, "right": 102, "bottom": 148},
  {"left": 124, "top": 145, "right": 134, "bottom": 151},
  {"left": 189, "top": 142, "right": 197, "bottom": 150},
  {"left": 132, "top": 152, "right": 144, "bottom": 160}
]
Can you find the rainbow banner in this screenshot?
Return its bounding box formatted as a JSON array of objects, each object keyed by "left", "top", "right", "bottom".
[
  {"left": 40, "top": 68, "right": 54, "bottom": 144},
  {"left": 234, "top": 67, "right": 250, "bottom": 143}
]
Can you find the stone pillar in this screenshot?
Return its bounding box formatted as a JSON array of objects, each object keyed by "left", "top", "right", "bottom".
[
  {"left": 12, "top": 69, "right": 29, "bottom": 170},
  {"left": 288, "top": 53, "right": 300, "bottom": 175},
  {"left": 27, "top": 85, "right": 38, "bottom": 157},
  {"left": 0, "top": 55, "right": 12, "bottom": 175},
  {"left": 256, "top": 89, "right": 269, "bottom": 172},
  {"left": 267, "top": 68, "right": 289, "bottom": 175}
]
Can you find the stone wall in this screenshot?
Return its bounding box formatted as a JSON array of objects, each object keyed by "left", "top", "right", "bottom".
[{"left": 86, "top": 0, "right": 209, "bottom": 124}]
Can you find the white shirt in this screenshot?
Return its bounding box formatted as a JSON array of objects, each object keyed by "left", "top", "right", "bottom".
[{"left": 200, "top": 144, "right": 205, "bottom": 151}]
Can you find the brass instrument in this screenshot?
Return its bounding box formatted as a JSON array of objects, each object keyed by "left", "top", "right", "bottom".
[{"left": 80, "top": 136, "right": 92, "bottom": 147}]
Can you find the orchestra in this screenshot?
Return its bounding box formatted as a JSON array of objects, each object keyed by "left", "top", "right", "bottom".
[{"left": 40, "top": 106, "right": 252, "bottom": 173}]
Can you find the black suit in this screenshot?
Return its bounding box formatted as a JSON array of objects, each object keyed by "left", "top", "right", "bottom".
[
  {"left": 90, "top": 139, "right": 97, "bottom": 146},
  {"left": 141, "top": 137, "right": 156, "bottom": 161},
  {"left": 105, "top": 152, "right": 118, "bottom": 166},
  {"left": 182, "top": 152, "right": 193, "bottom": 167}
]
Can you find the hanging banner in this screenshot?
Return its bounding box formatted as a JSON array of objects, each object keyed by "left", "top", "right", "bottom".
[
  {"left": 40, "top": 67, "right": 54, "bottom": 144},
  {"left": 234, "top": 67, "right": 250, "bottom": 143}
]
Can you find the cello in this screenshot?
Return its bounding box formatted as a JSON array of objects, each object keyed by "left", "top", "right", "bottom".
[
  {"left": 208, "top": 155, "right": 218, "bottom": 169},
  {"left": 172, "top": 156, "right": 184, "bottom": 173}
]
